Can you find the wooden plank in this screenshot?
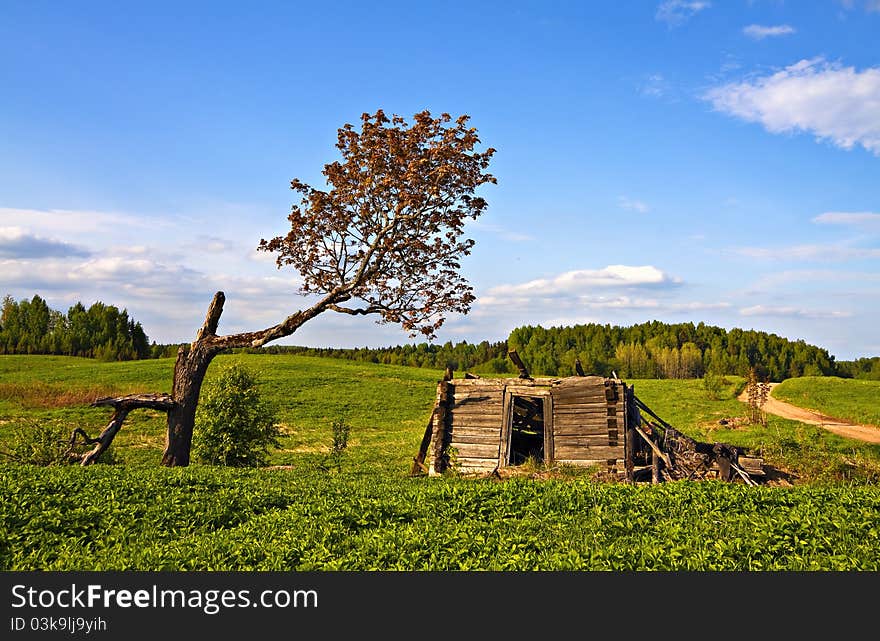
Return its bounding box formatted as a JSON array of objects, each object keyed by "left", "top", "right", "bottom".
[
  {"left": 505, "top": 386, "right": 551, "bottom": 396},
  {"left": 449, "top": 418, "right": 504, "bottom": 429},
  {"left": 451, "top": 387, "right": 505, "bottom": 396},
  {"left": 453, "top": 443, "right": 501, "bottom": 459},
  {"left": 552, "top": 388, "right": 608, "bottom": 401},
  {"left": 544, "top": 391, "right": 554, "bottom": 465},
  {"left": 448, "top": 424, "right": 502, "bottom": 436},
  {"left": 451, "top": 399, "right": 503, "bottom": 410},
  {"left": 553, "top": 376, "right": 606, "bottom": 387},
  {"left": 449, "top": 405, "right": 504, "bottom": 415},
  {"left": 554, "top": 414, "right": 616, "bottom": 423},
  {"left": 555, "top": 458, "right": 625, "bottom": 467},
  {"left": 456, "top": 459, "right": 499, "bottom": 473},
  {"left": 429, "top": 380, "right": 450, "bottom": 475},
  {"left": 554, "top": 434, "right": 623, "bottom": 447},
  {"left": 553, "top": 401, "right": 613, "bottom": 411},
  {"left": 498, "top": 389, "right": 513, "bottom": 467},
  {"left": 553, "top": 426, "right": 612, "bottom": 437},
  {"left": 554, "top": 445, "right": 625, "bottom": 459},
  {"left": 449, "top": 433, "right": 504, "bottom": 446}
]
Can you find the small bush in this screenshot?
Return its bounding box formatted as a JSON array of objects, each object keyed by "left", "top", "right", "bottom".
[
  {"left": 703, "top": 373, "right": 724, "bottom": 399},
  {"left": 193, "top": 363, "right": 281, "bottom": 467},
  {"left": 1, "top": 420, "right": 118, "bottom": 466},
  {"left": 328, "top": 415, "right": 352, "bottom": 472}
]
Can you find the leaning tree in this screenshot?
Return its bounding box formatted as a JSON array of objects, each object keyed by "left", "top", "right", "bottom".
[{"left": 73, "top": 109, "right": 496, "bottom": 466}]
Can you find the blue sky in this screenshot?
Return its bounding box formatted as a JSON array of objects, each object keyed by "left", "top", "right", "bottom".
[{"left": 1, "top": 1, "right": 878, "bottom": 360}]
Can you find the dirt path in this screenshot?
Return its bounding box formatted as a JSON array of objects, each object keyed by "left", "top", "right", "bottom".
[{"left": 738, "top": 383, "right": 880, "bottom": 444}]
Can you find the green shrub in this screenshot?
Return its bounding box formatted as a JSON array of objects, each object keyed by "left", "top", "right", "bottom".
[
  {"left": 193, "top": 363, "right": 280, "bottom": 467},
  {"left": 328, "top": 415, "right": 352, "bottom": 472},
  {"left": 1, "top": 420, "right": 118, "bottom": 466}
]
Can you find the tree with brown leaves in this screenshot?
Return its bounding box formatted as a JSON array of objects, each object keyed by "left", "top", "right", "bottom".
[{"left": 73, "top": 109, "right": 496, "bottom": 467}]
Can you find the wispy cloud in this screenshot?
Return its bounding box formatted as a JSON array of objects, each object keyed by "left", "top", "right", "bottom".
[
  {"left": 740, "top": 304, "right": 852, "bottom": 319},
  {"left": 743, "top": 24, "right": 796, "bottom": 40},
  {"left": 812, "top": 211, "right": 880, "bottom": 229},
  {"left": 618, "top": 196, "right": 650, "bottom": 213},
  {"left": 485, "top": 265, "right": 680, "bottom": 299},
  {"left": 656, "top": 1, "right": 712, "bottom": 27},
  {"left": 0, "top": 207, "right": 159, "bottom": 234},
  {"left": 704, "top": 57, "right": 880, "bottom": 155},
  {"left": 838, "top": 0, "right": 880, "bottom": 12},
  {"left": 737, "top": 243, "right": 880, "bottom": 261},
  {"left": 0, "top": 227, "right": 91, "bottom": 259},
  {"left": 470, "top": 221, "right": 534, "bottom": 242},
  {"left": 639, "top": 73, "right": 670, "bottom": 98}
]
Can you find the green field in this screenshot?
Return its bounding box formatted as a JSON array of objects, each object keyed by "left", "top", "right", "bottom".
[
  {"left": 2, "top": 354, "right": 880, "bottom": 571},
  {"left": 773, "top": 376, "right": 880, "bottom": 428}
]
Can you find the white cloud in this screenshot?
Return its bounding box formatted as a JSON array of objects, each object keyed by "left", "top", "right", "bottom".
[
  {"left": 704, "top": 58, "right": 880, "bottom": 155},
  {"left": 738, "top": 244, "right": 880, "bottom": 261},
  {"left": 740, "top": 305, "right": 852, "bottom": 319},
  {"left": 742, "top": 24, "right": 796, "bottom": 40},
  {"left": 0, "top": 207, "right": 158, "bottom": 234},
  {"left": 754, "top": 269, "right": 880, "bottom": 287},
  {"left": 656, "top": 1, "right": 711, "bottom": 27},
  {"left": 618, "top": 196, "right": 650, "bottom": 213},
  {"left": 486, "top": 265, "right": 679, "bottom": 298},
  {"left": 812, "top": 211, "right": 880, "bottom": 229},
  {"left": 0, "top": 227, "right": 90, "bottom": 258}
]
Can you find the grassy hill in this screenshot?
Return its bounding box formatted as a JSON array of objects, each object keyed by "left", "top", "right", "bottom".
[{"left": 2, "top": 354, "right": 880, "bottom": 571}]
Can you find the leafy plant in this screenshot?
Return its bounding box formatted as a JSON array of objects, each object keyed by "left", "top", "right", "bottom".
[
  {"left": 328, "top": 415, "right": 352, "bottom": 472},
  {"left": 746, "top": 367, "right": 770, "bottom": 427},
  {"left": 1, "top": 420, "right": 118, "bottom": 466},
  {"left": 193, "top": 363, "right": 280, "bottom": 467},
  {"left": 702, "top": 372, "right": 726, "bottom": 400}
]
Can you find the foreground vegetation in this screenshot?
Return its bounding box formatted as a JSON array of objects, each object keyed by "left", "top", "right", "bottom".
[
  {"left": 2, "top": 354, "right": 879, "bottom": 571},
  {"left": 2, "top": 465, "right": 878, "bottom": 571}
]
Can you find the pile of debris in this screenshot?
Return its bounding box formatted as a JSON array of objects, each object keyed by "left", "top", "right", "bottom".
[{"left": 630, "top": 395, "right": 765, "bottom": 485}]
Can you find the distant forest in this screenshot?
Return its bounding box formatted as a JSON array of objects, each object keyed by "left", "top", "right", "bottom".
[
  {"left": 239, "top": 321, "right": 880, "bottom": 382},
  {"left": 0, "top": 294, "right": 150, "bottom": 361},
  {"left": 3, "top": 294, "right": 877, "bottom": 380}
]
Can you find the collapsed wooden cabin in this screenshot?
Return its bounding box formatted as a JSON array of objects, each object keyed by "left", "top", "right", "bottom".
[{"left": 411, "top": 351, "right": 764, "bottom": 484}]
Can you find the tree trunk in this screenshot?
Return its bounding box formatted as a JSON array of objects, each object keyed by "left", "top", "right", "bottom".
[
  {"left": 85, "top": 289, "right": 342, "bottom": 467},
  {"left": 161, "top": 342, "right": 219, "bottom": 467}
]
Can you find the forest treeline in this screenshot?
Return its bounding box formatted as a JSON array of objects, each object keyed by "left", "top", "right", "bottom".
[
  {"left": 237, "top": 321, "right": 879, "bottom": 381},
  {"left": 0, "top": 294, "right": 151, "bottom": 361},
  {"left": 3, "top": 293, "right": 877, "bottom": 379}
]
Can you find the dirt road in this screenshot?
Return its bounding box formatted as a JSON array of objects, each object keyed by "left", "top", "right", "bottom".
[{"left": 738, "top": 383, "right": 880, "bottom": 444}]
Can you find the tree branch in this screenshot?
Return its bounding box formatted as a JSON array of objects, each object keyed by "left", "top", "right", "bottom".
[
  {"left": 196, "top": 291, "right": 225, "bottom": 342},
  {"left": 327, "top": 303, "right": 384, "bottom": 316}
]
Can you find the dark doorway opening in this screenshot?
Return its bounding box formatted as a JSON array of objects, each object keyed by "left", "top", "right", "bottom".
[{"left": 509, "top": 395, "right": 545, "bottom": 465}]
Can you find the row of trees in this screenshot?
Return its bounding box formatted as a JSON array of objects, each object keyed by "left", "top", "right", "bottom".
[
  {"left": 228, "top": 320, "right": 851, "bottom": 382},
  {"left": 236, "top": 340, "right": 511, "bottom": 372},
  {"left": 228, "top": 320, "right": 849, "bottom": 382},
  {"left": 836, "top": 357, "right": 880, "bottom": 380},
  {"left": 8, "top": 289, "right": 866, "bottom": 382},
  {"left": 0, "top": 294, "right": 151, "bottom": 361},
  {"left": 507, "top": 321, "right": 839, "bottom": 381}
]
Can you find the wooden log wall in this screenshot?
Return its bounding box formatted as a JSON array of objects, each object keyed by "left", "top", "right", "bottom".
[
  {"left": 443, "top": 381, "right": 506, "bottom": 475},
  {"left": 551, "top": 376, "right": 627, "bottom": 477}
]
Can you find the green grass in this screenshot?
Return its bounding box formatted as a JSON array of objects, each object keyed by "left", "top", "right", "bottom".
[
  {"left": 2, "top": 465, "right": 878, "bottom": 571},
  {"left": 773, "top": 376, "right": 880, "bottom": 427},
  {"left": 2, "top": 354, "right": 880, "bottom": 571},
  {"left": 0, "top": 353, "right": 440, "bottom": 472}
]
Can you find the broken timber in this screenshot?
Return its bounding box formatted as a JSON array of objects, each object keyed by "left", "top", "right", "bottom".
[
  {"left": 70, "top": 393, "right": 175, "bottom": 466},
  {"left": 411, "top": 353, "right": 764, "bottom": 485}
]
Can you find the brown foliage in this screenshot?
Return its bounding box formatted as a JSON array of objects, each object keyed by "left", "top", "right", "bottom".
[{"left": 259, "top": 109, "right": 496, "bottom": 339}]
